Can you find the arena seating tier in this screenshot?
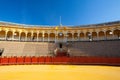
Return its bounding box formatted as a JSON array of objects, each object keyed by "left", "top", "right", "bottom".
[{"left": 0, "top": 40, "right": 120, "bottom": 57}]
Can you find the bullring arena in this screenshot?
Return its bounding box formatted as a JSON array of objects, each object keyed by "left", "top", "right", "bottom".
[{"left": 0, "top": 21, "right": 120, "bottom": 80}]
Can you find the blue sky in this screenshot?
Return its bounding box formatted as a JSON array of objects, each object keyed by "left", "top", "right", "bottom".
[{"left": 0, "top": 0, "right": 120, "bottom": 26}]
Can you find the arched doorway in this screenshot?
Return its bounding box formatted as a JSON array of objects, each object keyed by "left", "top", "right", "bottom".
[
  {"left": 14, "top": 31, "right": 19, "bottom": 40},
  {"left": 44, "top": 33, "right": 48, "bottom": 41},
  {"left": 92, "top": 32, "right": 97, "bottom": 40},
  {"left": 21, "top": 32, "right": 26, "bottom": 41},
  {"left": 0, "top": 30, "right": 5, "bottom": 40},
  {"left": 74, "top": 33, "right": 78, "bottom": 41},
  {"left": 32, "top": 33, "right": 37, "bottom": 41},
  {"left": 67, "top": 33, "right": 72, "bottom": 41},
  {"left": 27, "top": 32, "right": 31, "bottom": 41},
  {"left": 98, "top": 31, "right": 105, "bottom": 40},
  {"left": 86, "top": 32, "right": 91, "bottom": 41},
  {"left": 49, "top": 33, "right": 55, "bottom": 41},
  {"left": 58, "top": 32, "right": 64, "bottom": 42},
  {"left": 38, "top": 33, "right": 42, "bottom": 41},
  {"left": 113, "top": 29, "right": 120, "bottom": 39},
  {"left": 106, "top": 30, "right": 113, "bottom": 39},
  {"left": 80, "top": 32, "right": 85, "bottom": 41},
  {"left": 7, "top": 31, "right": 13, "bottom": 40}
]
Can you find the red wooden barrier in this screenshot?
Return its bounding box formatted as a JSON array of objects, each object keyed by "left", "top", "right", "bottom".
[
  {"left": 45, "top": 56, "right": 52, "bottom": 64},
  {"left": 38, "top": 56, "right": 45, "bottom": 64},
  {"left": 60, "top": 57, "right": 69, "bottom": 64},
  {"left": 108, "top": 58, "right": 120, "bottom": 64},
  {"left": 17, "top": 57, "right": 24, "bottom": 64},
  {"left": 88, "top": 57, "right": 97, "bottom": 64},
  {"left": 52, "top": 57, "right": 64, "bottom": 64},
  {"left": 101, "top": 57, "right": 109, "bottom": 64},
  {"left": 52, "top": 57, "right": 55, "bottom": 64},
  {"left": 1, "top": 57, "right": 9, "bottom": 65},
  {"left": 31, "top": 57, "right": 38, "bottom": 64},
  {"left": 77, "top": 57, "right": 85, "bottom": 64},
  {"left": 24, "top": 57, "right": 31, "bottom": 64},
  {"left": 9, "top": 57, "right": 17, "bottom": 64},
  {"left": 0, "top": 56, "right": 120, "bottom": 65}
]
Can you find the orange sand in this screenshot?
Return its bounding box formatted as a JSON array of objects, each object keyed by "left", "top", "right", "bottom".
[{"left": 0, "top": 65, "right": 120, "bottom": 80}]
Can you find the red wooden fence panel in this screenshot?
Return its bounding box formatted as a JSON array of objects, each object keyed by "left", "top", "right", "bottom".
[
  {"left": 60, "top": 57, "right": 69, "bottom": 64},
  {"left": 77, "top": 57, "right": 86, "bottom": 64},
  {"left": 108, "top": 58, "right": 120, "bottom": 64},
  {"left": 1, "top": 57, "right": 9, "bottom": 65},
  {"left": 9, "top": 57, "right": 17, "bottom": 64},
  {"left": 101, "top": 57, "right": 109, "bottom": 64},
  {"left": 38, "top": 56, "right": 45, "bottom": 64},
  {"left": 31, "top": 57, "right": 38, "bottom": 64},
  {"left": 45, "top": 56, "right": 52, "bottom": 64},
  {"left": 51, "top": 57, "right": 64, "bottom": 64},
  {"left": 24, "top": 57, "right": 31, "bottom": 64},
  {"left": 17, "top": 57, "right": 24, "bottom": 64}
]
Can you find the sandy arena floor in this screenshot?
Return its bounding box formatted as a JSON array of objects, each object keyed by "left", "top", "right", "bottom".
[{"left": 0, "top": 65, "right": 120, "bottom": 80}]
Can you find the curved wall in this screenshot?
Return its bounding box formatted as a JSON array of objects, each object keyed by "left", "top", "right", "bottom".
[
  {"left": 69, "top": 40, "right": 120, "bottom": 57},
  {"left": 0, "top": 21, "right": 120, "bottom": 42},
  {"left": 0, "top": 41, "right": 55, "bottom": 57},
  {"left": 0, "top": 40, "right": 120, "bottom": 57},
  {"left": 0, "top": 21, "right": 120, "bottom": 57}
]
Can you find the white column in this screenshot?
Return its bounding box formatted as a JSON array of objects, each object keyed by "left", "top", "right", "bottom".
[
  {"left": 42, "top": 32, "right": 44, "bottom": 42},
  {"left": 96, "top": 32, "right": 99, "bottom": 40},
  {"left": 25, "top": 32, "right": 28, "bottom": 41},
  {"left": 37, "top": 32, "right": 39, "bottom": 41},
  {"left": 5, "top": 31, "right": 8, "bottom": 40},
  {"left": 84, "top": 32, "right": 86, "bottom": 41},
  {"left": 12, "top": 31, "right": 15, "bottom": 40},
  {"left": 65, "top": 32, "right": 67, "bottom": 42},
  {"left": 77, "top": 32, "right": 80, "bottom": 41},
  {"left": 104, "top": 31, "right": 107, "bottom": 40},
  {"left": 72, "top": 33, "right": 74, "bottom": 41},
  {"left": 48, "top": 33, "right": 49, "bottom": 42},
  {"left": 110, "top": 30, "right": 114, "bottom": 39},
  {"left": 88, "top": 32, "right": 92, "bottom": 41},
  {"left": 19, "top": 32, "right": 21, "bottom": 41},
  {"left": 55, "top": 31, "right": 57, "bottom": 42},
  {"left": 31, "top": 32, "right": 33, "bottom": 41}
]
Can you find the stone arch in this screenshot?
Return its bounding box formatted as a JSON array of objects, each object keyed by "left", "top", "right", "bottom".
[
  {"left": 58, "top": 32, "right": 64, "bottom": 38},
  {"left": 0, "top": 30, "right": 5, "bottom": 39},
  {"left": 14, "top": 31, "right": 19, "bottom": 40},
  {"left": 33, "top": 33, "right": 37, "bottom": 41},
  {"left": 7, "top": 31, "right": 13, "bottom": 40},
  {"left": 74, "top": 33, "right": 78, "bottom": 39},
  {"left": 92, "top": 32, "right": 97, "bottom": 40},
  {"left": 50, "top": 33, "right": 55, "bottom": 38},
  {"left": 113, "top": 29, "right": 120, "bottom": 39},
  {"left": 67, "top": 33, "right": 72, "bottom": 38},
  {"left": 21, "top": 32, "right": 26, "bottom": 41},
  {"left": 44, "top": 33, "right": 48, "bottom": 38},
  {"left": 27, "top": 32, "right": 32, "bottom": 41},
  {"left": 106, "top": 30, "right": 112, "bottom": 39},
  {"left": 80, "top": 32, "right": 85, "bottom": 38},
  {"left": 86, "top": 32, "right": 91, "bottom": 37},
  {"left": 38, "top": 33, "right": 42, "bottom": 41},
  {"left": 86, "top": 32, "right": 91, "bottom": 40},
  {"left": 49, "top": 33, "right": 55, "bottom": 41},
  {"left": 44, "top": 33, "right": 48, "bottom": 41},
  {"left": 38, "top": 33, "right": 42, "bottom": 37},
  {"left": 98, "top": 31, "right": 105, "bottom": 40}
]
